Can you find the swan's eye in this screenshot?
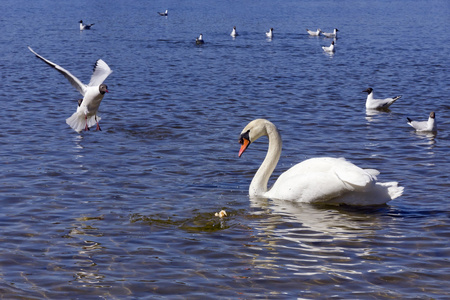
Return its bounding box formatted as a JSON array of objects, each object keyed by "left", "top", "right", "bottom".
[{"left": 239, "top": 130, "right": 250, "bottom": 144}]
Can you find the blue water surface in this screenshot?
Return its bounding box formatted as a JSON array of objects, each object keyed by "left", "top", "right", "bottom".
[{"left": 0, "top": 0, "right": 449, "bottom": 298}]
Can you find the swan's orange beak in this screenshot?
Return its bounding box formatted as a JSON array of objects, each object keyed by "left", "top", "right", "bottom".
[{"left": 239, "top": 138, "right": 250, "bottom": 157}]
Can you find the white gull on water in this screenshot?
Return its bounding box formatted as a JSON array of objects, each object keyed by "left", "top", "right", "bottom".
[
  {"left": 322, "top": 41, "right": 335, "bottom": 53},
  {"left": 306, "top": 28, "right": 321, "bottom": 36},
  {"left": 407, "top": 112, "right": 437, "bottom": 132},
  {"left": 196, "top": 34, "right": 204, "bottom": 44},
  {"left": 158, "top": 9, "right": 168, "bottom": 16},
  {"left": 322, "top": 28, "right": 339, "bottom": 38},
  {"left": 79, "top": 20, "right": 94, "bottom": 30},
  {"left": 363, "top": 87, "right": 402, "bottom": 109},
  {"left": 231, "top": 26, "right": 238, "bottom": 37}
]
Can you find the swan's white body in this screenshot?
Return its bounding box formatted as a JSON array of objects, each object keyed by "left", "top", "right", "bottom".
[
  {"left": 363, "top": 88, "right": 402, "bottom": 109},
  {"left": 407, "top": 112, "right": 436, "bottom": 132},
  {"left": 28, "top": 47, "right": 112, "bottom": 132},
  {"left": 231, "top": 26, "right": 238, "bottom": 37},
  {"left": 322, "top": 28, "right": 338, "bottom": 38},
  {"left": 322, "top": 41, "right": 335, "bottom": 53},
  {"left": 239, "top": 119, "right": 403, "bottom": 205},
  {"left": 266, "top": 28, "right": 273, "bottom": 38},
  {"left": 306, "top": 28, "right": 321, "bottom": 36}
]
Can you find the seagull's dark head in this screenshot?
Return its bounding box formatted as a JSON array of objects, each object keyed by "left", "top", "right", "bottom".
[
  {"left": 99, "top": 84, "right": 109, "bottom": 95},
  {"left": 430, "top": 112, "right": 435, "bottom": 119},
  {"left": 363, "top": 88, "right": 373, "bottom": 94}
]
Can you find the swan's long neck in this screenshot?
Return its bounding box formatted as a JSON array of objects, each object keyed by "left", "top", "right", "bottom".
[{"left": 249, "top": 124, "right": 282, "bottom": 196}]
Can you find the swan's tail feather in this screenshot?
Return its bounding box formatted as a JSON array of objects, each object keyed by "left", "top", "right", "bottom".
[
  {"left": 381, "top": 181, "right": 404, "bottom": 200},
  {"left": 328, "top": 181, "right": 404, "bottom": 206}
]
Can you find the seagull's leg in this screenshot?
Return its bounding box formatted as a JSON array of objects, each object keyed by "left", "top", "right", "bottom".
[
  {"left": 84, "top": 115, "right": 90, "bottom": 131},
  {"left": 95, "top": 115, "right": 101, "bottom": 131}
]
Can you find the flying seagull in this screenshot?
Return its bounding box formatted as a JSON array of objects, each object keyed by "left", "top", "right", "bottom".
[{"left": 28, "top": 46, "right": 113, "bottom": 132}]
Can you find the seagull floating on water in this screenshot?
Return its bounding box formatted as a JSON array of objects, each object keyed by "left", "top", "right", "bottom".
[
  {"left": 28, "top": 47, "right": 113, "bottom": 133},
  {"left": 322, "top": 28, "right": 339, "bottom": 38},
  {"left": 196, "top": 33, "right": 204, "bottom": 44},
  {"left": 306, "top": 28, "right": 321, "bottom": 36},
  {"left": 322, "top": 41, "right": 335, "bottom": 53},
  {"left": 158, "top": 9, "right": 168, "bottom": 16},
  {"left": 231, "top": 26, "right": 238, "bottom": 37},
  {"left": 363, "top": 88, "right": 402, "bottom": 109},
  {"left": 266, "top": 28, "right": 273, "bottom": 38},
  {"left": 79, "top": 20, "right": 94, "bottom": 31},
  {"left": 407, "top": 112, "right": 437, "bottom": 132}
]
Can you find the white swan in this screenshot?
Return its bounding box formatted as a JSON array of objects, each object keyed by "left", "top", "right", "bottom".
[
  {"left": 238, "top": 119, "right": 404, "bottom": 205},
  {"left": 407, "top": 112, "right": 437, "bottom": 132}
]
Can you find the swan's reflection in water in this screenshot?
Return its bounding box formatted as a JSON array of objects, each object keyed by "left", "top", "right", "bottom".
[{"left": 248, "top": 196, "right": 387, "bottom": 279}]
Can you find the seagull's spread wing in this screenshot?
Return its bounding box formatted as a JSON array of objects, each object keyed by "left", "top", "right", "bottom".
[
  {"left": 28, "top": 46, "right": 87, "bottom": 96},
  {"left": 88, "top": 59, "right": 113, "bottom": 87}
]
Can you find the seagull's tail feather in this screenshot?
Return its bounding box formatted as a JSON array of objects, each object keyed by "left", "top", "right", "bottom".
[
  {"left": 407, "top": 117, "right": 413, "bottom": 123},
  {"left": 385, "top": 95, "right": 401, "bottom": 108},
  {"left": 66, "top": 112, "right": 86, "bottom": 133},
  {"left": 66, "top": 112, "right": 101, "bottom": 132}
]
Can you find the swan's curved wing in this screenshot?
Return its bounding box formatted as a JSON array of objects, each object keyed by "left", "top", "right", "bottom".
[
  {"left": 88, "top": 59, "right": 112, "bottom": 87},
  {"left": 269, "top": 157, "right": 377, "bottom": 202},
  {"left": 334, "top": 165, "right": 376, "bottom": 190},
  {"left": 28, "top": 46, "right": 87, "bottom": 96}
]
